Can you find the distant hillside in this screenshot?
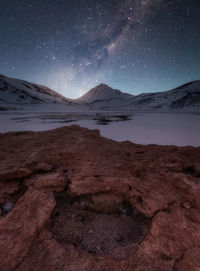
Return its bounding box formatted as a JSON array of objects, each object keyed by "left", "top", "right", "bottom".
[
  {"left": 127, "top": 81, "right": 200, "bottom": 111},
  {"left": 0, "top": 74, "right": 75, "bottom": 110}
]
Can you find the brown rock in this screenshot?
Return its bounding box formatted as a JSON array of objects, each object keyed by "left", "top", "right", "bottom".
[
  {"left": 182, "top": 201, "right": 191, "bottom": 209},
  {"left": 31, "top": 172, "right": 67, "bottom": 191},
  {"left": 91, "top": 193, "right": 124, "bottom": 213},
  {"left": 0, "top": 125, "right": 200, "bottom": 271},
  {"left": 194, "top": 162, "right": 200, "bottom": 176},
  {"left": 0, "top": 187, "right": 55, "bottom": 271},
  {"left": 174, "top": 247, "right": 200, "bottom": 271},
  {"left": 0, "top": 181, "right": 21, "bottom": 204},
  {"left": 16, "top": 235, "right": 119, "bottom": 271},
  {"left": 0, "top": 167, "right": 32, "bottom": 182},
  {"left": 35, "top": 162, "right": 53, "bottom": 173}
]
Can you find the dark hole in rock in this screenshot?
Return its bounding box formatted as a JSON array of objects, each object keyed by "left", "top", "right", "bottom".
[
  {"left": 160, "top": 253, "right": 172, "bottom": 261},
  {"left": 0, "top": 183, "right": 27, "bottom": 217},
  {"left": 137, "top": 196, "right": 143, "bottom": 205},
  {"left": 51, "top": 192, "right": 150, "bottom": 256},
  {"left": 183, "top": 166, "right": 200, "bottom": 177}
]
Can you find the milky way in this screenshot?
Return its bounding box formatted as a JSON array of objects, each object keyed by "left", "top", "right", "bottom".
[{"left": 0, "top": 0, "right": 200, "bottom": 98}]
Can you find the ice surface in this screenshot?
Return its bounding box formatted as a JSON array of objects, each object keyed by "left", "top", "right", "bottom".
[
  {"left": 1, "top": 111, "right": 200, "bottom": 147},
  {"left": 74, "top": 113, "right": 200, "bottom": 147}
]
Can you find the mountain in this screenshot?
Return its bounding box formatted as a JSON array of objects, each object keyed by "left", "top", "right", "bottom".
[
  {"left": 76, "top": 83, "right": 132, "bottom": 104},
  {"left": 85, "top": 81, "right": 200, "bottom": 112},
  {"left": 1, "top": 74, "right": 200, "bottom": 112},
  {"left": 127, "top": 80, "right": 200, "bottom": 111},
  {"left": 0, "top": 74, "right": 75, "bottom": 110}
]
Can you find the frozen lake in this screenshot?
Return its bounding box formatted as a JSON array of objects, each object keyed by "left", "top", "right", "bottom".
[{"left": 0, "top": 111, "right": 200, "bottom": 147}]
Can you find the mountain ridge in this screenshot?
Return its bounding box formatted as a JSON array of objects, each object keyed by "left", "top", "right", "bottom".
[
  {"left": 82, "top": 80, "right": 200, "bottom": 111},
  {"left": 0, "top": 74, "right": 75, "bottom": 106},
  {"left": 0, "top": 73, "right": 200, "bottom": 111}
]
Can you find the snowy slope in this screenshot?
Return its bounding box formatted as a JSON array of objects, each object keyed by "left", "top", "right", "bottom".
[
  {"left": 1, "top": 74, "right": 200, "bottom": 112},
  {"left": 86, "top": 81, "right": 200, "bottom": 112},
  {"left": 0, "top": 74, "right": 75, "bottom": 110},
  {"left": 76, "top": 83, "right": 132, "bottom": 103},
  {"left": 127, "top": 81, "right": 200, "bottom": 110}
]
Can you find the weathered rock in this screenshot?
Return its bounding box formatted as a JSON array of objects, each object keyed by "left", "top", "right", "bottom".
[
  {"left": 35, "top": 162, "right": 54, "bottom": 173},
  {"left": 0, "top": 125, "right": 200, "bottom": 271},
  {"left": 91, "top": 193, "right": 124, "bottom": 213},
  {"left": 0, "top": 180, "right": 20, "bottom": 194},
  {"left": 24, "top": 172, "right": 67, "bottom": 191},
  {"left": 16, "top": 231, "right": 119, "bottom": 271},
  {"left": 0, "top": 180, "right": 21, "bottom": 204},
  {"left": 194, "top": 162, "right": 200, "bottom": 176},
  {"left": 174, "top": 247, "right": 200, "bottom": 271},
  {"left": 0, "top": 167, "right": 32, "bottom": 182},
  {"left": 182, "top": 201, "right": 191, "bottom": 209},
  {"left": 0, "top": 188, "right": 55, "bottom": 271},
  {"left": 133, "top": 206, "right": 200, "bottom": 270}
]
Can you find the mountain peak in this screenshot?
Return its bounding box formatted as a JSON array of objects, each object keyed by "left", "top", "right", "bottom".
[
  {"left": 76, "top": 84, "right": 132, "bottom": 103},
  {"left": 96, "top": 83, "right": 110, "bottom": 88}
]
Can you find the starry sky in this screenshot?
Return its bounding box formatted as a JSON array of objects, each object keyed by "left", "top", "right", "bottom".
[{"left": 0, "top": 0, "right": 200, "bottom": 98}]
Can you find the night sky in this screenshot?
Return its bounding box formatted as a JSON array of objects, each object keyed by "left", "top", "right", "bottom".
[{"left": 0, "top": 0, "right": 200, "bottom": 98}]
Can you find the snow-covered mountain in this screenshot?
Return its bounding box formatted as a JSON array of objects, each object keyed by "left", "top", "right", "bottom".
[
  {"left": 83, "top": 81, "right": 200, "bottom": 112},
  {"left": 76, "top": 83, "right": 132, "bottom": 104},
  {"left": 127, "top": 81, "right": 200, "bottom": 111},
  {"left": 0, "top": 74, "right": 75, "bottom": 110},
  {"left": 1, "top": 74, "right": 200, "bottom": 112}
]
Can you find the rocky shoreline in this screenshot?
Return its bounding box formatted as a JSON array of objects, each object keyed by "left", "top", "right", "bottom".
[{"left": 0, "top": 125, "right": 200, "bottom": 270}]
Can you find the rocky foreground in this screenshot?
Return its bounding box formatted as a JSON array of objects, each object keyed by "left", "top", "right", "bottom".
[{"left": 0, "top": 126, "right": 200, "bottom": 271}]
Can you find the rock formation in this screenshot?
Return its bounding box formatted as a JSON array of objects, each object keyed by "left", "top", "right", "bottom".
[{"left": 0, "top": 125, "right": 200, "bottom": 270}]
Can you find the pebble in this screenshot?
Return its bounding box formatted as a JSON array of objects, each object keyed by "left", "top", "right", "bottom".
[
  {"left": 3, "top": 202, "right": 15, "bottom": 215},
  {"left": 96, "top": 245, "right": 101, "bottom": 251},
  {"left": 182, "top": 202, "right": 191, "bottom": 209}
]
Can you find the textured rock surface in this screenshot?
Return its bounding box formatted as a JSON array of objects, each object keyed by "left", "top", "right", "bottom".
[{"left": 0, "top": 125, "right": 200, "bottom": 271}]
